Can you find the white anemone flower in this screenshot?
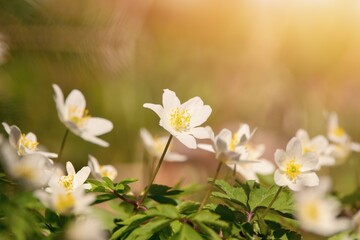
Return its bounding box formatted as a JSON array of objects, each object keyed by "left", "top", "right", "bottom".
[
  {"left": 52, "top": 84, "right": 113, "bottom": 147},
  {"left": 2, "top": 122, "right": 58, "bottom": 158},
  {"left": 47, "top": 161, "right": 91, "bottom": 192},
  {"left": 295, "top": 178, "right": 351, "bottom": 236},
  {"left": 227, "top": 143, "right": 275, "bottom": 182},
  {"left": 65, "top": 216, "right": 106, "bottom": 240},
  {"left": 296, "top": 129, "right": 335, "bottom": 169},
  {"left": 88, "top": 155, "right": 118, "bottom": 181},
  {"left": 140, "top": 128, "right": 187, "bottom": 162},
  {"left": 35, "top": 186, "right": 95, "bottom": 215},
  {"left": 0, "top": 137, "right": 54, "bottom": 189},
  {"left": 143, "top": 89, "right": 212, "bottom": 149},
  {"left": 274, "top": 137, "right": 319, "bottom": 191},
  {"left": 198, "top": 126, "right": 249, "bottom": 163}
]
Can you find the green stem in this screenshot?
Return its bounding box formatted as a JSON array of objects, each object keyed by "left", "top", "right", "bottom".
[
  {"left": 57, "top": 129, "right": 69, "bottom": 162},
  {"left": 261, "top": 186, "right": 283, "bottom": 219},
  {"left": 139, "top": 135, "right": 173, "bottom": 205},
  {"left": 198, "top": 161, "right": 224, "bottom": 211}
]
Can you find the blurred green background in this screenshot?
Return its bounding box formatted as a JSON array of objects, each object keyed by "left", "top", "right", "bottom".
[{"left": 0, "top": 0, "right": 360, "bottom": 200}]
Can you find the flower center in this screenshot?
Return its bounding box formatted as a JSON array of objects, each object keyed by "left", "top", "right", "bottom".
[
  {"left": 169, "top": 108, "right": 191, "bottom": 132},
  {"left": 15, "top": 165, "right": 35, "bottom": 180},
  {"left": 99, "top": 166, "right": 116, "bottom": 180},
  {"left": 332, "top": 127, "right": 345, "bottom": 137},
  {"left": 59, "top": 174, "right": 75, "bottom": 191},
  {"left": 55, "top": 193, "right": 75, "bottom": 213},
  {"left": 303, "top": 202, "right": 319, "bottom": 221},
  {"left": 285, "top": 159, "right": 302, "bottom": 181},
  {"left": 229, "top": 134, "right": 239, "bottom": 151},
  {"left": 302, "top": 145, "right": 314, "bottom": 154},
  {"left": 19, "top": 134, "right": 39, "bottom": 151},
  {"left": 67, "top": 106, "right": 91, "bottom": 127}
]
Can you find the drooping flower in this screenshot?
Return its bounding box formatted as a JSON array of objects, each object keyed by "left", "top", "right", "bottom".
[
  {"left": 139, "top": 128, "right": 187, "bottom": 162},
  {"left": 198, "top": 126, "right": 249, "bottom": 163},
  {"left": 35, "top": 186, "right": 95, "bottom": 215},
  {"left": 47, "top": 161, "right": 91, "bottom": 193},
  {"left": 2, "top": 122, "right": 58, "bottom": 158},
  {"left": 65, "top": 216, "right": 106, "bottom": 240},
  {"left": 296, "top": 129, "right": 335, "bottom": 169},
  {"left": 88, "top": 155, "right": 117, "bottom": 181},
  {"left": 52, "top": 84, "right": 113, "bottom": 147},
  {"left": 274, "top": 137, "right": 319, "bottom": 191},
  {"left": 143, "top": 89, "right": 212, "bottom": 149},
  {"left": 0, "top": 136, "right": 54, "bottom": 189},
  {"left": 295, "top": 178, "right": 351, "bottom": 236}
]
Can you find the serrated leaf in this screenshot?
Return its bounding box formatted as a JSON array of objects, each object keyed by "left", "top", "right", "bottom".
[
  {"left": 191, "top": 211, "right": 228, "bottom": 228},
  {"left": 114, "top": 184, "right": 125, "bottom": 191},
  {"left": 126, "top": 218, "right": 174, "bottom": 240},
  {"left": 147, "top": 204, "right": 180, "bottom": 219},
  {"left": 213, "top": 180, "right": 248, "bottom": 208},
  {"left": 177, "top": 201, "right": 200, "bottom": 215},
  {"left": 119, "top": 178, "right": 138, "bottom": 185},
  {"left": 102, "top": 177, "right": 115, "bottom": 189},
  {"left": 170, "top": 223, "right": 203, "bottom": 240},
  {"left": 149, "top": 195, "right": 178, "bottom": 205},
  {"left": 195, "top": 222, "right": 222, "bottom": 240}
]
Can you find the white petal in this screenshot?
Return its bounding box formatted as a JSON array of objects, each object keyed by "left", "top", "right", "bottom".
[
  {"left": 2, "top": 122, "right": 10, "bottom": 134},
  {"left": 286, "top": 138, "right": 302, "bottom": 159},
  {"left": 328, "top": 112, "right": 339, "bottom": 130},
  {"left": 165, "top": 152, "right": 188, "bottom": 162},
  {"left": 9, "top": 125, "right": 21, "bottom": 148},
  {"left": 351, "top": 142, "right": 360, "bottom": 152},
  {"left": 182, "top": 96, "right": 203, "bottom": 109},
  {"left": 251, "top": 159, "right": 275, "bottom": 175},
  {"left": 36, "top": 151, "right": 58, "bottom": 158},
  {"left": 197, "top": 143, "right": 215, "bottom": 153},
  {"left": 162, "top": 89, "right": 180, "bottom": 110},
  {"left": 188, "top": 105, "right": 212, "bottom": 128},
  {"left": 274, "top": 149, "right": 287, "bottom": 170},
  {"left": 64, "top": 89, "right": 86, "bottom": 115},
  {"left": 52, "top": 84, "right": 65, "bottom": 121},
  {"left": 88, "top": 155, "right": 100, "bottom": 173},
  {"left": 175, "top": 134, "right": 197, "bottom": 149},
  {"left": 80, "top": 132, "right": 109, "bottom": 147},
  {"left": 301, "top": 152, "right": 318, "bottom": 171},
  {"left": 66, "top": 161, "right": 76, "bottom": 175},
  {"left": 139, "top": 128, "right": 154, "bottom": 148},
  {"left": 84, "top": 117, "right": 113, "bottom": 136},
  {"left": 311, "top": 135, "right": 328, "bottom": 153},
  {"left": 317, "top": 156, "right": 336, "bottom": 168},
  {"left": 26, "top": 132, "right": 37, "bottom": 142},
  {"left": 235, "top": 164, "right": 259, "bottom": 182},
  {"left": 274, "top": 170, "right": 288, "bottom": 187},
  {"left": 189, "top": 127, "right": 210, "bottom": 139},
  {"left": 236, "top": 124, "right": 251, "bottom": 144},
  {"left": 300, "top": 172, "right": 319, "bottom": 187},
  {"left": 296, "top": 129, "right": 309, "bottom": 144},
  {"left": 74, "top": 167, "right": 91, "bottom": 188},
  {"left": 143, "top": 103, "right": 164, "bottom": 118}
]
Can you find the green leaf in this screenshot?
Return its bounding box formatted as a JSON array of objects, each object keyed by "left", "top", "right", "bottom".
[
  {"left": 102, "top": 177, "right": 115, "bottom": 189},
  {"left": 118, "top": 178, "right": 138, "bottom": 185},
  {"left": 126, "top": 218, "right": 174, "bottom": 240},
  {"left": 149, "top": 195, "right": 178, "bottom": 205},
  {"left": 147, "top": 204, "right": 180, "bottom": 219},
  {"left": 191, "top": 211, "right": 228, "bottom": 228},
  {"left": 93, "top": 193, "right": 117, "bottom": 205},
  {"left": 170, "top": 223, "right": 203, "bottom": 240},
  {"left": 177, "top": 201, "right": 200, "bottom": 215},
  {"left": 213, "top": 180, "right": 247, "bottom": 209},
  {"left": 195, "top": 222, "right": 222, "bottom": 240}
]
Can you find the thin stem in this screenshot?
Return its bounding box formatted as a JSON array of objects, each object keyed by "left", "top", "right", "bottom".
[
  {"left": 261, "top": 186, "right": 283, "bottom": 219},
  {"left": 198, "top": 161, "right": 224, "bottom": 211},
  {"left": 112, "top": 190, "right": 147, "bottom": 211},
  {"left": 57, "top": 129, "right": 69, "bottom": 162},
  {"left": 139, "top": 135, "right": 173, "bottom": 205}
]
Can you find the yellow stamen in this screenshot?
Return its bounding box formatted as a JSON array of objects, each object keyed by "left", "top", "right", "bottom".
[
  {"left": 303, "top": 202, "right": 319, "bottom": 221},
  {"left": 302, "top": 146, "right": 314, "bottom": 153},
  {"left": 15, "top": 166, "right": 35, "bottom": 180},
  {"left": 19, "top": 134, "right": 39, "bottom": 151},
  {"left": 55, "top": 193, "right": 75, "bottom": 213},
  {"left": 229, "top": 134, "right": 239, "bottom": 151},
  {"left": 169, "top": 108, "right": 191, "bottom": 132},
  {"left": 285, "top": 159, "right": 302, "bottom": 181},
  {"left": 67, "top": 106, "right": 91, "bottom": 127},
  {"left": 59, "top": 174, "right": 74, "bottom": 191},
  {"left": 100, "top": 166, "right": 116, "bottom": 180},
  {"left": 332, "top": 127, "right": 345, "bottom": 137}
]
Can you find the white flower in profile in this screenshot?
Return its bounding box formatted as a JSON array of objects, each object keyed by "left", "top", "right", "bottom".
[
  {"left": 0, "top": 136, "right": 54, "bottom": 189},
  {"left": 274, "top": 137, "right": 319, "bottom": 191},
  {"left": 326, "top": 112, "right": 360, "bottom": 150},
  {"left": 35, "top": 186, "right": 95, "bottom": 215},
  {"left": 296, "top": 129, "right": 335, "bottom": 169},
  {"left": 52, "top": 84, "right": 113, "bottom": 147},
  {"left": 227, "top": 143, "right": 275, "bottom": 182},
  {"left": 47, "top": 161, "right": 91, "bottom": 192},
  {"left": 295, "top": 178, "right": 351, "bottom": 236},
  {"left": 65, "top": 216, "right": 106, "bottom": 240},
  {"left": 88, "top": 155, "right": 117, "bottom": 181},
  {"left": 143, "top": 89, "right": 212, "bottom": 149},
  {"left": 140, "top": 128, "right": 187, "bottom": 162},
  {"left": 198, "top": 126, "right": 249, "bottom": 163},
  {"left": 2, "top": 122, "right": 58, "bottom": 158}
]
